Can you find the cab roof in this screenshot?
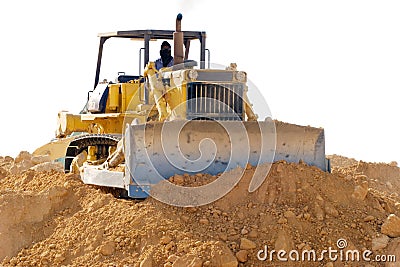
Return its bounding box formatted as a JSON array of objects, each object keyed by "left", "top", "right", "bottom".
[{"left": 98, "top": 30, "right": 206, "bottom": 40}]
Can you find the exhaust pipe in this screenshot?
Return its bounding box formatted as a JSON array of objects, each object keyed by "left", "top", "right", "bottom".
[{"left": 173, "top": 13, "right": 184, "bottom": 66}]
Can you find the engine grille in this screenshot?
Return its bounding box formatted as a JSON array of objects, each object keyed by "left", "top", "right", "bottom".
[{"left": 186, "top": 82, "right": 244, "bottom": 121}]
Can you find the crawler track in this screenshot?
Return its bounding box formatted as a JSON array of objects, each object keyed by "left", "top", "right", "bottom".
[{"left": 64, "top": 134, "right": 121, "bottom": 172}]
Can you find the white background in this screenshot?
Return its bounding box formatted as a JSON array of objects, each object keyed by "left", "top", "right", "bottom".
[{"left": 0, "top": 0, "right": 399, "bottom": 164}]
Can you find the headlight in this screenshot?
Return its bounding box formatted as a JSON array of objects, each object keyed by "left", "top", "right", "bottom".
[
  {"left": 187, "top": 69, "right": 198, "bottom": 80},
  {"left": 235, "top": 71, "right": 246, "bottom": 82}
]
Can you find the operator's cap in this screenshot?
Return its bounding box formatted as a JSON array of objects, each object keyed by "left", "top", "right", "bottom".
[{"left": 161, "top": 41, "right": 171, "bottom": 49}]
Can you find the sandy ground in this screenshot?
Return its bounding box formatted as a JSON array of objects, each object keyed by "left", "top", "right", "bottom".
[{"left": 0, "top": 152, "right": 399, "bottom": 267}]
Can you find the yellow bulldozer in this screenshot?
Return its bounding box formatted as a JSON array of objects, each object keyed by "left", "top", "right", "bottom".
[{"left": 34, "top": 14, "right": 329, "bottom": 201}]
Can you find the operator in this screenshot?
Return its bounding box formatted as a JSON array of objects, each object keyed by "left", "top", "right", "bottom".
[{"left": 155, "top": 41, "right": 174, "bottom": 70}]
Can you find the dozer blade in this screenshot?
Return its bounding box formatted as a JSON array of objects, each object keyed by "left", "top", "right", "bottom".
[
  {"left": 274, "top": 120, "right": 328, "bottom": 171},
  {"left": 124, "top": 119, "right": 328, "bottom": 198}
]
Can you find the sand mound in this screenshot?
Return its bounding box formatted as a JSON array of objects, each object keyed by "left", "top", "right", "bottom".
[
  {"left": 0, "top": 154, "right": 399, "bottom": 266},
  {"left": 331, "top": 157, "right": 400, "bottom": 204}
]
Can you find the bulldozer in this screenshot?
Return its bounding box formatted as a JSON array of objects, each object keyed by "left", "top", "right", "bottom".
[{"left": 34, "top": 14, "right": 329, "bottom": 202}]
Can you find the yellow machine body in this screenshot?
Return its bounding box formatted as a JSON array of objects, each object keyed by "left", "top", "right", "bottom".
[
  {"left": 56, "top": 81, "right": 155, "bottom": 138},
  {"left": 34, "top": 14, "right": 328, "bottom": 200}
]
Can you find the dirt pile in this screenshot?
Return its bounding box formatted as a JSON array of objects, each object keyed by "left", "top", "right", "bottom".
[
  {"left": 327, "top": 154, "right": 360, "bottom": 168},
  {"left": 329, "top": 155, "right": 400, "bottom": 203},
  {"left": 0, "top": 153, "right": 399, "bottom": 266}
]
